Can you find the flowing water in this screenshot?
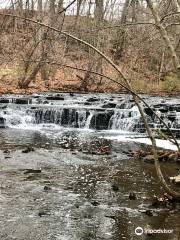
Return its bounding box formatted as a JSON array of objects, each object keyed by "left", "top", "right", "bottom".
[{"left": 0, "top": 93, "right": 180, "bottom": 240}]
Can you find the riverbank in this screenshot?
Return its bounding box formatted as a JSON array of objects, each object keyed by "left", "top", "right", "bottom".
[
  {"left": 0, "top": 64, "right": 180, "bottom": 96},
  {"left": 0, "top": 84, "right": 180, "bottom": 97}
]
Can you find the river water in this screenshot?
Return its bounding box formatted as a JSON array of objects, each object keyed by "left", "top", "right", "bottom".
[{"left": 0, "top": 93, "right": 180, "bottom": 240}]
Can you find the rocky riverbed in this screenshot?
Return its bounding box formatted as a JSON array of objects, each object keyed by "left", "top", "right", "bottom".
[{"left": 0, "top": 93, "right": 180, "bottom": 240}]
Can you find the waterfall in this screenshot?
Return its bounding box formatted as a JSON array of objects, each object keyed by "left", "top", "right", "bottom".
[
  {"left": 0, "top": 95, "right": 179, "bottom": 137},
  {"left": 109, "top": 106, "right": 140, "bottom": 131},
  {"left": 84, "top": 111, "right": 94, "bottom": 129}
]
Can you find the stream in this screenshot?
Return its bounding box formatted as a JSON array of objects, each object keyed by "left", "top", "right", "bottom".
[{"left": 0, "top": 93, "right": 180, "bottom": 240}]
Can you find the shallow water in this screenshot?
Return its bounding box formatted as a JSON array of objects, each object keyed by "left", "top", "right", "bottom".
[{"left": 0, "top": 93, "right": 180, "bottom": 240}]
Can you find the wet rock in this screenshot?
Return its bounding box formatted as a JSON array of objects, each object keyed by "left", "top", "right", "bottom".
[
  {"left": 69, "top": 93, "right": 74, "bottom": 97},
  {"left": 43, "top": 101, "right": 49, "bottom": 104},
  {"left": 111, "top": 184, "right": 119, "bottom": 192},
  {"left": 144, "top": 210, "right": 153, "bottom": 217},
  {"left": 84, "top": 102, "right": 91, "bottom": 105},
  {"left": 167, "top": 112, "right": 176, "bottom": 121},
  {"left": 23, "top": 169, "right": 41, "bottom": 174},
  {"left": 13, "top": 98, "right": 32, "bottom": 104},
  {"left": 0, "top": 105, "right": 7, "bottom": 109},
  {"left": 86, "top": 97, "right": 99, "bottom": 102},
  {"left": 144, "top": 108, "right": 155, "bottom": 117},
  {"left": 44, "top": 185, "right": 52, "bottom": 191},
  {"left": 38, "top": 210, "right": 50, "bottom": 217},
  {"left": 169, "top": 104, "right": 180, "bottom": 112},
  {"left": 0, "top": 117, "right": 6, "bottom": 128},
  {"left": 90, "top": 111, "right": 114, "bottom": 130},
  {"left": 91, "top": 201, "right": 100, "bottom": 206},
  {"left": 101, "top": 103, "right": 117, "bottom": 108},
  {"left": 0, "top": 98, "right": 9, "bottom": 103},
  {"left": 22, "top": 146, "right": 35, "bottom": 153},
  {"left": 3, "top": 149, "right": 10, "bottom": 154},
  {"left": 129, "top": 192, "right": 136, "bottom": 200},
  {"left": 105, "top": 215, "right": 116, "bottom": 220},
  {"left": 46, "top": 95, "right": 64, "bottom": 101}
]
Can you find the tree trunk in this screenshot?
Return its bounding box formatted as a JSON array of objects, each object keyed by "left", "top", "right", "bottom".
[
  {"left": 146, "top": 0, "right": 180, "bottom": 76},
  {"left": 95, "top": 0, "right": 104, "bottom": 21},
  {"left": 113, "top": 0, "right": 131, "bottom": 63}
]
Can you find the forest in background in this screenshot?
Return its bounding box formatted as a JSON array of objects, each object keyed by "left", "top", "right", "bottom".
[{"left": 0, "top": 0, "right": 180, "bottom": 94}]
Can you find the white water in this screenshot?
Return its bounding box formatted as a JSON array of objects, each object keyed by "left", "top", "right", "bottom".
[{"left": 103, "top": 135, "right": 180, "bottom": 151}]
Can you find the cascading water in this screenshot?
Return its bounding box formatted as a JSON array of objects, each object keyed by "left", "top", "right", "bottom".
[
  {"left": 0, "top": 94, "right": 179, "bottom": 137},
  {"left": 108, "top": 106, "right": 140, "bottom": 131}
]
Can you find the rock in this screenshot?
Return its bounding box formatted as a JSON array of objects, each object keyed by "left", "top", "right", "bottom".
[
  {"left": 101, "top": 103, "right": 117, "bottom": 108},
  {"left": 169, "top": 104, "right": 180, "bottom": 112},
  {"left": 24, "top": 169, "right": 41, "bottom": 174},
  {"left": 44, "top": 185, "right": 52, "bottom": 191},
  {"left": 3, "top": 149, "right": 10, "bottom": 154},
  {"left": 144, "top": 108, "right": 155, "bottom": 117},
  {"left": 144, "top": 210, "right": 153, "bottom": 217},
  {"left": 84, "top": 102, "right": 91, "bottom": 105},
  {"left": 91, "top": 201, "right": 100, "bottom": 206},
  {"left": 46, "top": 95, "right": 64, "bottom": 101},
  {"left": 0, "top": 117, "right": 6, "bottom": 128},
  {"left": 22, "top": 146, "right": 35, "bottom": 153},
  {"left": 13, "top": 98, "right": 32, "bottom": 104},
  {"left": 90, "top": 111, "right": 114, "bottom": 130},
  {"left": 111, "top": 184, "right": 119, "bottom": 192},
  {"left": 129, "top": 192, "right": 136, "bottom": 200},
  {"left": 43, "top": 101, "right": 49, "bottom": 104},
  {"left": 86, "top": 97, "right": 98, "bottom": 102},
  {"left": 0, "top": 98, "right": 9, "bottom": 103},
  {"left": 167, "top": 112, "right": 177, "bottom": 121},
  {"left": 0, "top": 105, "right": 7, "bottom": 109},
  {"left": 38, "top": 210, "right": 50, "bottom": 217},
  {"left": 105, "top": 215, "right": 116, "bottom": 219}
]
